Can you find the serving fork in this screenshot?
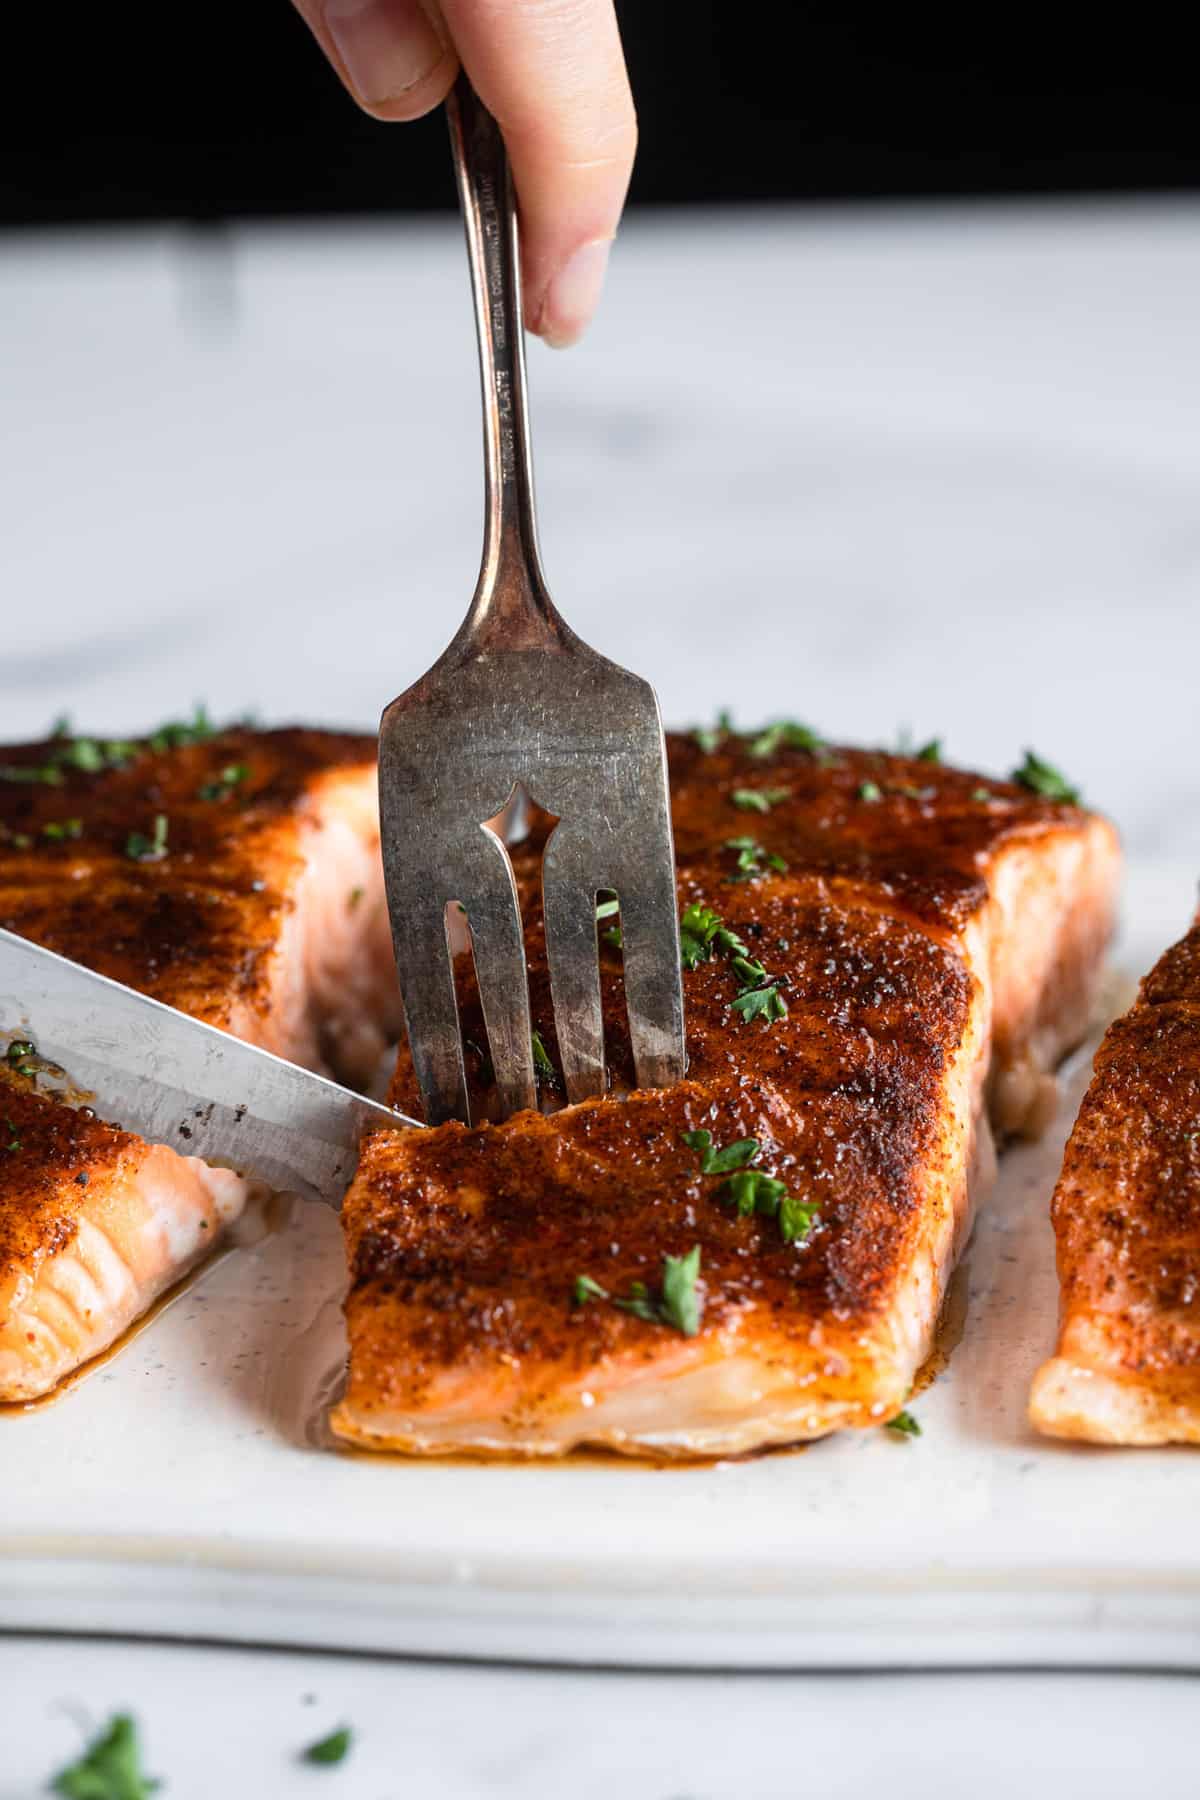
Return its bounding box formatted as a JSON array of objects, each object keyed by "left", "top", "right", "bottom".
[{"left": 378, "top": 74, "right": 685, "bottom": 1127}]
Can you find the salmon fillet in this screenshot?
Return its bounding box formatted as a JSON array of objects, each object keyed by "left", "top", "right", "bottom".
[
  {"left": 332, "top": 732, "right": 1120, "bottom": 1460},
  {"left": 1030, "top": 911, "right": 1200, "bottom": 1445},
  {"left": 0, "top": 721, "right": 401, "bottom": 1401}
]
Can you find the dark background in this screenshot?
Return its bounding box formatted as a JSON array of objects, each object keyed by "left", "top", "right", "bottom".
[{"left": 3, "top": 11, "right": 1198, "bottom": 227}]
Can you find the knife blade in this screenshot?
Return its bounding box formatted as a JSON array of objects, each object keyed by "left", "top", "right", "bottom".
[{"left": 0, "top": 926, "right": 418, "bottom": 1208}]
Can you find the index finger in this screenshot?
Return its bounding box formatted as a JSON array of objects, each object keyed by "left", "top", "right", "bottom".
[{"left": 435, "top": 0, "right": 637, "bottom": 346}]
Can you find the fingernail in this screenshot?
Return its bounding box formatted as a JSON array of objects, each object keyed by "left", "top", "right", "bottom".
[
  {"left": 539, "top": 240, "right": 612, "bottom": 348},
  {"left": 324, "top": 0, "right": 445, "bottom": 107}
]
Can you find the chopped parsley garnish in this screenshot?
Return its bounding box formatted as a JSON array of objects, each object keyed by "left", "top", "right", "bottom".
[
  {"left": 723, "top": 1171, "right": 818, "bottom": 1242},
  {"left": 722, "top": 1168, "right": 787, "bottom": 1217},
  {"left": 971, "top": 787, "right": 995, "bottom": 804},
  {"left": 730, "top": 787, "right": 790, "bottom": 814},
  {"left": 572, "top": 1248, "right": 704, "bottom": 1337},
  {"left": 148, "top": 704, "right": 214, "bottom": 751},
  {"left": 55, "top": 735, "right": 139, "bottom": 773},
  {"left": 915, "top": 738, "right": 942, "bottom": 763},
  {"left": 683, "top": 1131, "right": 820, "bottom": 1245},
  {"left": 1011, "top": 749, "right": 1080, "bottom": 804},
  {"left": 531, "top": 1029, "right": 557, "bottom": 1084},
  {"left": 679, "top": 902, "right": 747, "bottom": 970},
  {"left": 49, "top": 713, "right": 72, "bottom": 739},
  {"left": 346, "top": 885, "right": 364, "bottom": 910},
  {"left": 886, "top": 1409, "right": 921, "bottom": 1439},
  {"left": 692, "top": 710, "right": 732, "bottom": 753},
  {"left": 0, "top": 714, "right": 216, "bottom": 790},
  {"left": 302, "top": 1727, "right": 353, "bottom": 1767},
  {"left": 6, "top": 1038, "right": 39, "bottom": 1076},
  {"left": 596, "top": 893, "right": 623, "bottom": 949},
  {"left": 680, "top": 1128, "right": 759, "bottom": 1174},
  {"left": 51, "top": 1712, "right": 160, "bottom": 1798},
  {"left": 41, "top": 818, "right": 83, "bottom": 841},
  {"left": 657, "top": 1246, "right": 704, "bottom": 1336},
  {"left": 125, "top": 814, "right": 169, "bottom": 863},
  {"left": 573, "top": 1274, "right": 610, "bottom": 1305},
  {"left": 779, "top": 1194, "right": 821, "bottom": 1245},
  {"left": 196, "top": 762, "right": 248, "bottom": 801},
  {"left": 747, "top": 720, "right": 824, "bottom": 760},
  {"left": 724, "top": 836, "right": 787, "bottom": 880},
  {"left": 680, "top": 901, "right": 787, "bottom": 1027},
  {"left": 857, "top": 780, "right": 883, "bottom": 804},
  {"left": 729, "top": 982, "right": 788, "bottom": 1025},
  {"left": 0, "top": 762, "right": 64, "bottom": 785},
  {"left": 5, "top": 1118, "right": 19, "bottom": 1153}
]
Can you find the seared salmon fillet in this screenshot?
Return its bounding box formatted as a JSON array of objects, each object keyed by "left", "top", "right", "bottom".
[
  {"left": 332, "top": 732, "right": 1120, "bottom": 1459},
  {"left": 1030, "top": 912, "right": 1200, "bottom": 1445},
  {"left": 0, "top": 722, "right": 401, "bottom": 1401}
]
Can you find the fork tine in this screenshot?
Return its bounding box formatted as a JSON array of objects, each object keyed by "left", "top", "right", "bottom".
[
  {"left": 541, "top": 823, "right": 606, "bottom": 1103},
  {"left": 456, "top": 827, "right": 536, "bottom": 1118},
  {"left": 610, "top": 847, "right": 687, "bottom": 1093},
  {"left": 384, "top": 878, "right": 469, "bottom": 1126}
]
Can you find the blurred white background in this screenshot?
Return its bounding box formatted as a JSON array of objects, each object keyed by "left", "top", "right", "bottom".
[{"left": 3, "top": 205, "right": 1198, "bottom": 868}]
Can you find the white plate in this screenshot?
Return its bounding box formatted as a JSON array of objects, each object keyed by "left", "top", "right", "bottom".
[
  {"left": 4, "top": 215, "right": 1200, "bottom": 1670},
  {"left": 3, "top": 860, "right": 1198, "bottom": 1670}
]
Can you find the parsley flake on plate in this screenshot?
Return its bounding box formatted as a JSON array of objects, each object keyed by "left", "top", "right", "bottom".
[
  {"left": 886, "top": 1409, "right": 922, "bottom": 1439},
  {"left": 6, "top": 1037, "right": 39, "bottom": 1076},
  {"left": 857, "top": 780, "right": 883, "bottom": 804},
  {"left": 50, "top": 1712, "right": 160, "bottom": 1799},
  {"left": 302, "top": 1726, "right": 353, "bottom": 1767}
]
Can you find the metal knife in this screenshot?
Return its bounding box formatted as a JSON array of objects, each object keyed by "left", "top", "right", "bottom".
[{"left": 0, "top": 926, "right": 418, "bottom": 1208}]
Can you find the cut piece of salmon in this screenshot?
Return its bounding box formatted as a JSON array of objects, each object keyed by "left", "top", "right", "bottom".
[
  {"left": 0, "top": 723, "right": 401, "bottom": 1401},
  {"left": 0, "top": 1074, "right": 257, "bottom": 1402},
  {"left": 332, "top": 733, "right": 1120, "bottom": 1460},
  {"left": 1030, "top": 911, "right": 1200, "bottom": 1445}
]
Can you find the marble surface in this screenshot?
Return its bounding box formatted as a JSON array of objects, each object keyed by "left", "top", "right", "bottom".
[
  {"left": 3, "top": 203, "right": 1200, "bottom": 1786},
  {"left": 3, "top": 1636, "right": 1199, "bottom": 1799}
]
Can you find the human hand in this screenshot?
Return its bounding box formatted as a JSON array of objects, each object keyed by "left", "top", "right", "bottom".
[{"left": 291, "top": 0, "right": 637, "bottom": 346}]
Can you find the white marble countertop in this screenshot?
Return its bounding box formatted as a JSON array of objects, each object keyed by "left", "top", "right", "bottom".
[
  {"left": 3, "top": 1637, "right": 1198, "bottom": 1799},
  {"left": 3, "top": 203, "right": 1199, "bottom": 1790}
]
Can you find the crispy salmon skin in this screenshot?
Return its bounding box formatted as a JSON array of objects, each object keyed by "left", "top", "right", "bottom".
[
  {"left": 0, "top": 720, "right": 401, "bottom": 1401},
  {"left": 1030, "top": 911, "right": 1200, "bottom": 1444},
  {"left": 333, "top": 733, "right": 1120, "bottom": 1460}
]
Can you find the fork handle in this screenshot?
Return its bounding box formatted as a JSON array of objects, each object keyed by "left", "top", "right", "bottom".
[{"left": 446, "top": 75, "right": 568, "bottom": 654}]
